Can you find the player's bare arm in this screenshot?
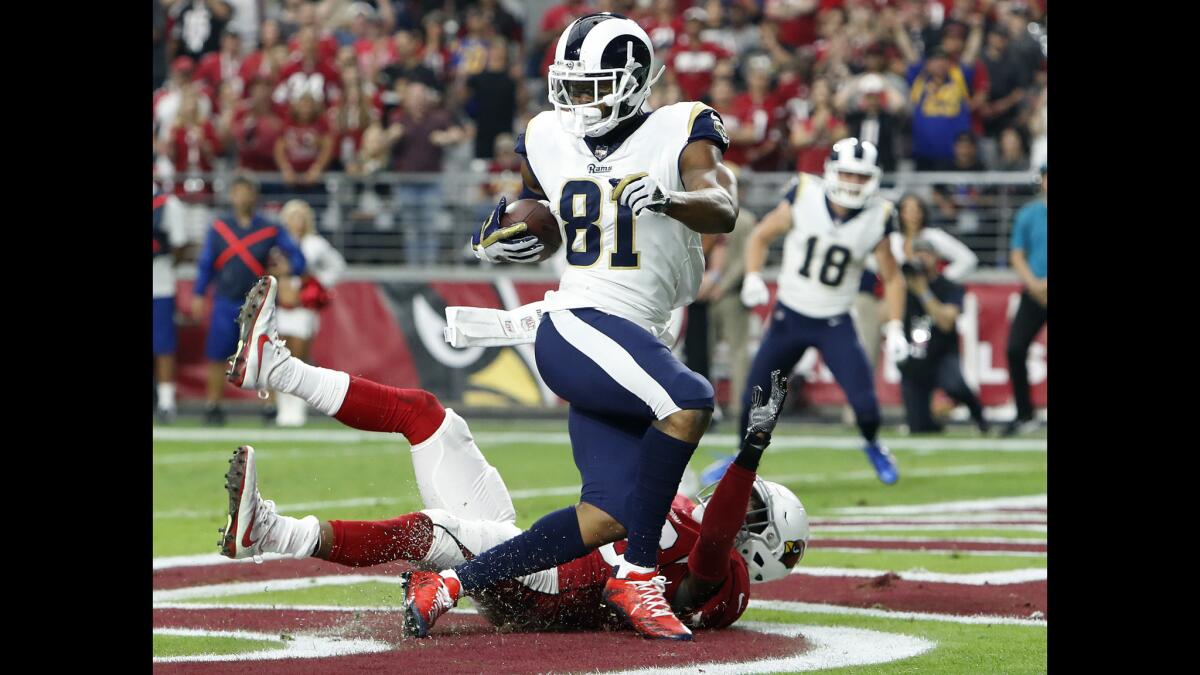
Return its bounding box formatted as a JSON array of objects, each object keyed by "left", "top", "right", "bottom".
[
  {"left": 875, "top": 235, "right": 906, "bottom": 324},
  {"left": 876, "top": 233, "right": 911, "bottom": 363},
  {"left": 662, "top": 140, "right": 739, "bottom": 234},
  {"left": 738, "top": 198, "right": 792, "bottom": 307}
]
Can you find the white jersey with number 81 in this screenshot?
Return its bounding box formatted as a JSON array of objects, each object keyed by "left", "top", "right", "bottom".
[{"left": 521, "top": 102, "right": 724, "bottom": 337}]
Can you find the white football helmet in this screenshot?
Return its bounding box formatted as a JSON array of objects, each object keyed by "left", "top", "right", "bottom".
[
  {"left": 696, "top": 477, "right": 810, "bottom": 583},
  {"left": 548, "top": 12, "right": 665, "bottom": 138},
  {"left": 824, "top": 137, "right": 883, "bottom": 209}
]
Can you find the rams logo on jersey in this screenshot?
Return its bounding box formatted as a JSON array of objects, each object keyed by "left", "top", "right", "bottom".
[{"left": 712, "top": 115, "right": 729, "bottom": 146}]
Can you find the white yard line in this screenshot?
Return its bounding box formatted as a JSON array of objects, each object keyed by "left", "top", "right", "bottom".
[
  {"left": 155, "top": 427, "right": 1047, "bottom": 452},
  {"left": 152, "top": 627, "right": 391, "bottom": 663},
  {"left": 154, "top": 466, "right": 1041, "bottom": 520},
  {"left": 747, "top": 600, "right": 1046, "bottom": 627},
  {"left": 812, "top": 546, "right": 1046, "bottom": 558},
  {"left": 811, "top": 523, "right": 1047, "bottom": 533},
  {"left": 811, "top": 513, "right": 1046, "bottom": 524},
  {"left": 791, "top": 566, "right": 1046, "bottom": 585},
  {"left": 606, "top": 624, "right": 935, "bottom": 674},
  {"left": 830, "top": 494, "right": 1047, "bottom": 515},
  {"left": 153, "top": 574, "right": 405, "bottom": 602},
  {"left": 817, "top": 535, "right": 1046, "bottom": 545}
]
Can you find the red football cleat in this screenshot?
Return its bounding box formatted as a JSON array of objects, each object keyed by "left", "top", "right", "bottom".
[
  {"left": 402, "top": 571, "right": 460, "bottom": 638},
  {"left": 603, "top": 571, "right": 693, "bottom": 641}
]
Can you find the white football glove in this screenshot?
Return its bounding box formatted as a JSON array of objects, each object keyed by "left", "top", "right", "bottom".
[
  {"left": 884, "top": 320, "right": 909, "bottom": 363},
  {"left": 741, "top": 272, "right": 770, "bottom": 308},
  {"left": 471, "top": 197, "right": 548, "bottom": 264},
  {"left": 610, "top": 172, "right": 671, "bottom": 216}
]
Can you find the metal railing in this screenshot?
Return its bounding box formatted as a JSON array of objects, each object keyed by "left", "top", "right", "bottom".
[{"left": 159, "top": 169, "right": 1042, "bottom": 270}]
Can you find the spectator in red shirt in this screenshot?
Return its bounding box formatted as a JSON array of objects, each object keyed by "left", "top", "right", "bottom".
[
  {"left": 351, "top": 7, "right": 398, "bottom": 84},
  {"left": 196, "top": 31, "right": 244, "bottom": 97},
  {"left": 158, "top": 88, "right": 224, "bottom": 241},
  {"left": 240, "top": 19, "right": 286, "bottom": 90},
  {"left": 708, "top": 77, "right": 744, "bottom": 162},
  {"left": 328, "top": 67, "right": 381, "bottom": 171},
  {"left": 275, "top": 27, "right": 343, "bottom": 113},
  {"left": 275, "top": 91, "right": 335, "bottom": 197},
  {"left": 535, "top": 0, "right": 591, "bottom": 78},
  {"left": 765, "top": 0, "right": 819, "bottom": 49},
  {"left": 223, "top": 77, "right": 286, "bottom": 175},
  {"left": 643, "top": 0, "right": 685, "bottom": 52},
  {"left": 286, "top": 0, "right": 340, "bottom": 64},
  {"left": 789, "top": 77, "right": 847, "bottom": 174},
  {"left": 668, "top": 7, "right": 733, "bottom": 102},
  {"left": 154, "top": 56, "right": 214, "bottom": 143},
  {"left": 727, "top": 59, "right": 784, "bottom": 171}
]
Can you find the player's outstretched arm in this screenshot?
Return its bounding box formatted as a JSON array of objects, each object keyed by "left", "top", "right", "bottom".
[
  {"left": 740, "top": 199, "right": 792, "bottom": 307},
  {"left": 673, "top": 371, "right": 789, "bottom": 614},
  {"left": 876, "top": 235, "right": 910, "bottom": 363},
  {"left": 666, "top": 140, "right": 739, "bottom": 234}
]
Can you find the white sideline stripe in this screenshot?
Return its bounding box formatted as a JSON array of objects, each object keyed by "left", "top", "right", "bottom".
[
  {"left": 153, "top": 466, "right": 1038, "bottom": 519},
  {"left": 747, "top": 600, "right": 1047, "bottom": 627},
  {"left": 549, "top": 309, "right": 681, "bottom": 419},
  {"left": 831, "top": 494, "right": 1047, "bottom": 515},
  {"left": 811, "top": 513, "right": 1045, "bottom": 525},
  {"left": 154, "top": 445, "right": 399, "bottom": 465},
  {"left": 152, "top": 627, "right": 391, "bottom": 663},
  {"left": 154, "top": 427, "right": 1048, "bottom": 452},
  {"left": 154, "top": 483, "right": 585, "bottom": 519},
  {"left": 811, "top": 521, "right": 1046, "bottom": 530},
  {"left": 154, "top": 602, "right": 480, "bottom": 615},
  {"left": 792, "top": 566, "right": 1046, "bottom": 585},
  {"left": 606, "top": 623, "right": 935, "bottom": 674},
  {"left": 813, "top": 546, "right": 1046, "bottom": 558},
  {"left": 818, "top": 535, "right": 1046, "bottom": 545},
  {"left": 153, "top": 574, "right": 405, "bottom": 602}
]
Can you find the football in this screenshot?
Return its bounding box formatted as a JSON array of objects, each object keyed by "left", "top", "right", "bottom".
[{"left": 502, "top": 199, "right": 561, "bottom": 261}]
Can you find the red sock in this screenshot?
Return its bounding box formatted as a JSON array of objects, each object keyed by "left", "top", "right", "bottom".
[
  {"left": 333, "top": 377, "right": 446, "bottom": 445},
  {"left": 688, "top": 463, "right": 757, "bottom": 583},
  {"left": 327, "top": 513, "right": 435, "bottom": 567}
]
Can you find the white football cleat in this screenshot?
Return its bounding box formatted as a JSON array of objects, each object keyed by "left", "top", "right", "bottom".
[
  {"left": 219, "top": 445, "right": 320, "bottom": 560},
  {"left": 220, "top": 445, "right": 278, "bottom": 559},
  {"left": 227, "top": 276, "right": 292, "bottom": 392}
]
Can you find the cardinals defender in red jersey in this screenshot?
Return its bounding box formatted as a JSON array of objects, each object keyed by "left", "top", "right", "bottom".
[{"left": 219, "top": 277, "right": 808, "bottom": 636}]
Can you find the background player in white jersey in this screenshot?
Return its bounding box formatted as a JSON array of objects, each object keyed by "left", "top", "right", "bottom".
[
  {"left": 405, "top": 12, "right": 739, "bottom": 641},
  {"left": 737, "top": 138, "right": 908, "bottom": 484}
]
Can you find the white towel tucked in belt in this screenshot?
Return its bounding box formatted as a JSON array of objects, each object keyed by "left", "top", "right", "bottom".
[{"left": 444, "top": 302, "right": 546, "bottom": 347}]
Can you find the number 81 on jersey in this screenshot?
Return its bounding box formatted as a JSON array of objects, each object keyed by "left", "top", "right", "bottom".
[{"left": 559, "top": 179, "right": 640, "bottom": 269}]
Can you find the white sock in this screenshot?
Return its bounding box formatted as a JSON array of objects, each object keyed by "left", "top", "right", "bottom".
[
  {"left": 265, "top": 514, "right": 322, "bottom": 559},
  {"left": 267, "top": 357, "right": 350, "bottom": 416},
  {"left": 157, "top": 383, "right": 176, "bottom": 411},
  {"left": 616, "top": 561, "right": 656, "bottom": 579}
]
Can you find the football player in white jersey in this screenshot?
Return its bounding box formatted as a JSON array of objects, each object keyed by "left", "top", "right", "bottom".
[
  {"left": 736, "top": 138, "right": 909, "bottom": 484},
  {"left": 405, "top": 12, "right": 738, "bottom": 641}
]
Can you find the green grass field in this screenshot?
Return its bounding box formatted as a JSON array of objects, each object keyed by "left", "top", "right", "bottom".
[{"left": 153, "top": 418, "right": 1047, "bottom": 672}]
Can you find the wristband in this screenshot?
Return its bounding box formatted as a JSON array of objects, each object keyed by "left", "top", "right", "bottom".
[{"left": 919, "top": 290, "right": 935, "bottom": 304}]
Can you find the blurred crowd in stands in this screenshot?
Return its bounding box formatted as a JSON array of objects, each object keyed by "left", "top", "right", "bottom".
[{"left": 152, "top": 0, "right": 1046, "bottom": 261}]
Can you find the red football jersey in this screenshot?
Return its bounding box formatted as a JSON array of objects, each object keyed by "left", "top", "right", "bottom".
[{"left": 474, "top": 495, "right": 751, "bottom": 632}]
